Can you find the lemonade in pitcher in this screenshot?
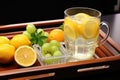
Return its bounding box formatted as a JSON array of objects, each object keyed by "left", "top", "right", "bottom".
[{"left": 64, "top": 12, "right": 100, "bottom": 61}]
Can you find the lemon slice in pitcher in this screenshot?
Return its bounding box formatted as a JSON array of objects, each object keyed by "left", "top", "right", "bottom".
[
  {"left": 64, "top": 17, "right": 79, "bottom": 40},
  {"left": 74, "top": 13, "right": 91, "bottom": 35},
  {"left": 82, "top": 17, "right": 100, "bottom": 39},
  {"left": 14, "top": 45, "right": 37, "bottom": 67},
  {"left": 74, "top": 13, "right": 90, "bottom": 21}
]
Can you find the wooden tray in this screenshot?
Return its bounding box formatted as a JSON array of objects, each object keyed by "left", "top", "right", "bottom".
[{"left": 0, "top": 19, "right": 120, "bottom": 80}]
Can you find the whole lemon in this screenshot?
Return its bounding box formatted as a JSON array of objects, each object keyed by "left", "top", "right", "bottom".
[
  {"left": 0, "top": 44, "right": 15, "bottom": 64},
  {"left": 0, "top": 36, "right": 10, "bottom": 44},
  {"left": 10, "top": 34, "right": 31, "bottom": 49}
]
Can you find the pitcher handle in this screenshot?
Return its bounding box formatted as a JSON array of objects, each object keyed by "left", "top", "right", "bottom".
[{"left": 99, "top": 21, "right": 110, "bottom": 45}]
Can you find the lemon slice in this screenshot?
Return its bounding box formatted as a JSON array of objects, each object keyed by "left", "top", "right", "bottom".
[
  {"left": 82, "top": 17, "right": 100, "bottom": 39},
  {"left": 74, "top": 13, "right": 91, "bottom": 35},
  {"left": 14, "top": 45, "right": 37, "bottom": 67},
  {"left": 74, "top": 13, "right": 90, "bottom": 22},
  {"left": 64, "top": 17, "right": 78, "bottom": 40}
]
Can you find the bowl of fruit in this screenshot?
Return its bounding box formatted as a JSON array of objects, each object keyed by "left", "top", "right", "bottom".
[{"left": 33, "top": 40, "right": 70, "bottom": 65}]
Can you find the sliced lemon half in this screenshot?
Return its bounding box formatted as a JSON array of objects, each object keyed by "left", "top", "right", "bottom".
[{"left": 14, "top": 45, "right": 37, "bottom": 67}]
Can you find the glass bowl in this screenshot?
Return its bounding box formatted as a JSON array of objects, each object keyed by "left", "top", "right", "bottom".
[{"left": 33, "top": 43, "right": 70, "bottom": 65}]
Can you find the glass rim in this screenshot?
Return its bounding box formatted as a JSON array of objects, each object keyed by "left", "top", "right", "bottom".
[{"left": 64, "top": 7, "right": 101, "bottom": 18}]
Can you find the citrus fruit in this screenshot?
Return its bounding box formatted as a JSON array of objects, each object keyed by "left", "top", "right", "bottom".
[
  {"left": 74, "top": 13, "right": 91, "bottom": 35},
  {"left": 0, "top": 44, "right": 15, "bottom": 64},
  {"left": 0, "top": 36, "right": 10, "bottom": 44},
  {"left": 48, "top": 29, "right": 64, "bottom": 42},
  {"left": 10, "top": 34, "right": 31, "bottom": 49},
  {"left": 64, "top": 17, "right": 79, "bottom": 40},
  {"left": 64, "top": 13, "right": 91, "bottom": 40},
  {"left": 14, "top": 45, "right": 37, "bottom": 67},
  {"left": 82, "top": 17, "right": 100, "bottom": 39},
  {"left": 74, "top": 13, "right": 90, "bottom": 21}
]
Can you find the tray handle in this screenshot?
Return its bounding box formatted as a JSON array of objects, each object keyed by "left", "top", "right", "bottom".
[
  {"left": 10, "top": 65, "right": 110, "bottom": 80},
  {"left": 10, "top": 72, "right": 56, "bottom": 80},
  {"left": 77, "top": 65, "right": 110, "bottom": 72}
]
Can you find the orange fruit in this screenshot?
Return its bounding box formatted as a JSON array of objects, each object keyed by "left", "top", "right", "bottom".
[
  {"left": 0, "top": 36, "right": 10, "bottom": 44},
  {"left": 48, "top": 29, "right": 64, "bottom": 42},
  {"left": 10, "top": 34, "right": 31, "bottom": 49},
  {"left": 14, "top": 45, "right": 37, "bottom": 67},
  {"left": 0, "top": 44, "right": 15, "bottom": 64}
]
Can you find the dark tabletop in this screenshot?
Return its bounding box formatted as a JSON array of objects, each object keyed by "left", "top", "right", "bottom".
[{"left": 101, "top": 13, "right": 120, "bottom": 45}]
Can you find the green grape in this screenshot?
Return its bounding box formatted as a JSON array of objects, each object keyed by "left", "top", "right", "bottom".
[
  {"left": 50, "top": 40, "right": 60, "bottom": 48},
  {"left": 44, "top": 53, "right": 53, "bottom": 64},
  {"left": 50, "top": 45, "right": 59, "bottom": 55},
  {"left": 42, "top": 43, "right": 51, "bottom": 55},
  {"left": 22, "top": 31, "right": 31, "bottom": 39},
  {"left": 26, "top": 23, "right": 36, "bottom": 34},
  {"left": 53, "top": 50, "right": 62, "bottom": 63},
  {"left": 53, "top": 50, "right": 62, "bottom": 56},
  {"left": 37, "top": 28, "right": 44, "bottom": 36}
]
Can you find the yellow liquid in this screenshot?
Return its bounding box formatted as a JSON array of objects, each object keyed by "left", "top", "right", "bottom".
[{"left": 64, "top": 13, "right": 100, "bottom": 62}]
